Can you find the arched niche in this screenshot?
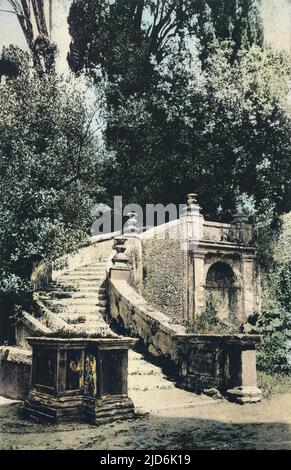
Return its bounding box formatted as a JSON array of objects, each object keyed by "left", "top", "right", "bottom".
[{"left": 205, "top": 262, "right": 238, "bottom": 322}]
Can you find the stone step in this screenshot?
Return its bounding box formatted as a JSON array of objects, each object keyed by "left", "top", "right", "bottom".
[
  {"left": 45, "top": 289, "right": 101, "bottom": 297},
  {"left": 47, "top": 295, "right": 106, "bottom": 304},
  {"left": 71, "top": 269, "right": 106, "bottom": 275},
  {"left": 46, "top": 298, "right": 98, "bottom": 306},
  {"left": 74, "top": 263, "right": 107, "bottom": 268},
  {"left": 70, "top": 324, "right": 110, "bottom": 335},
  {"left": 66, "top": 268, "right": 106, "bottom": 274},
  {"left": 57, "top": 279, "right": 103, "bottom": 285},
  {"left": 49, "top": 283, "right": 78, "bottom": 291},
  {"left": 60, "top": 275, "right": 104, "bottom": 281},
  {"left": 128, "top": 362, "right": 161, "bottom": 376},
  {"left": 128, "top": 374, "right": 175, "bottom": 392},
  {"left": 60, "top": 307, "right": 107, "bottom": 316},
  {"left": 76, "top": 265, "right": 107, "bottom": 271},
  {"left": 58, "top": 306, "right": 107, "bottom": 316},
  {"left": 80, "top": 324, "right": 112, "bottom": 335},
  {"left": 60, "top": 313, "right": 107, "bottom": 324},
  {"left": 56, "top": 283, "right": 100, "bottom": 294}
]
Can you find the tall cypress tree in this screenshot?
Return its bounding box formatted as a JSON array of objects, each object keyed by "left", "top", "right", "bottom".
[{"left": 193, "top": 0, "right": 263, "bottom": 58}]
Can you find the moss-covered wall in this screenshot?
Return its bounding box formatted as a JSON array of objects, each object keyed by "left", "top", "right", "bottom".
[
  {"left": 142, "top": 232, "right": 184, "bottom": 323},
  {"left": 257, "top": 213, "right": 291, "bottom": 310}
]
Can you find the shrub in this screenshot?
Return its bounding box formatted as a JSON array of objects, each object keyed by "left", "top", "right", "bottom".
[{"left": 246, "top": 309, "right": 291, "bottom": 374}]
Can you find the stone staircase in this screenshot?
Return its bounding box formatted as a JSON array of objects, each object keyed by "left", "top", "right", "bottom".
[
  {"left": 38, "top": 260, "right": 212, "bottom": 414},
  {"left": 128, "top": 350, "right": 212, "bottom": 414},
  {"left": 38, "top": 260, "right": 111, "bottom": 335}
]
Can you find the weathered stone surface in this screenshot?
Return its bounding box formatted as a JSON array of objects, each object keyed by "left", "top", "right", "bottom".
[
  {"left": 0, "top": 346, "right": 32, "bottom": 400},
  {"left": 24, "top": 336, "right": 137, "bottom": 424},
  {"left": 15, "top": 312, "right": 51, "bottom": 349},
  {"left": 109, "top": 278, "right": 262, "bottom": 402},
  {"left": 139, "top": 201, "right": 261, "bottom": 325}
]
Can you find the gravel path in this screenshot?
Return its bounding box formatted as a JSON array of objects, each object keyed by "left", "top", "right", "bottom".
[{"left": 1, "top": 393, "right": 291, "bottom": 450}]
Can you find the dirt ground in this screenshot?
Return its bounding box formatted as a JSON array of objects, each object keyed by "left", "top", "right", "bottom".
[{"left": 0, "top": 393, "right": 291, "bottom": 450}]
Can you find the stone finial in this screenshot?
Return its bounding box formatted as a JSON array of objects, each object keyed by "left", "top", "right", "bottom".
[
  {"left": 187, "top": 193, "right": 200, "bottom": 215},
  {"left": 231, "top": 211, "right": 253, "bottom": 245},
  {"left": 112, "top": 236, "right": 129, "bottom": 270},
  {"left": 232, "top": 211, "right": 250, "bottom": 225},
  {"left": 124, "top": 211, "right": 138, "bottom": 237},
  {"left": 180, "top": 193, "right": 204, "bottom": 244}
]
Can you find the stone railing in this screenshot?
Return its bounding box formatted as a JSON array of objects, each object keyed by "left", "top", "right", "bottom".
[
  {"left": 107, "top": 209, "right": 262, "bottom": 403},
  {"left": 52, "top": 231, "right": 121, "bottom": 280},
  {"left": 109, "top": 277, "right": 262, "bottom": 403},
  {"left": 17, "top": 232, "right": 121, "bottom": 347}
]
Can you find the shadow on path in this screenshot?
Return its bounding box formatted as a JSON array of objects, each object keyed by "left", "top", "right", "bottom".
[{"left": 0, "top": 402, "right": 290, "bottom": 450}]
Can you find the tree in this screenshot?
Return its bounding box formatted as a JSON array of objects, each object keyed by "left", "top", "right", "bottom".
[
  {"left": 68, "top": 0, "right": 263, "bottom": 86},
  {"left": 102, "top": 42, "right": 291, "bottom": 218},
  {"left": 0, "top": 46, "right": 102, "bottom": 316},
  {"left": 3, "top": 0, "right": 56, "bottom": 75},
  {"left": 192, "top": 0, "right": 263, "bottom": 59},
  {"left": 67, "top": 1, "right": 290, "bottom": 221},
  {"left": 68, "top": 0, "right": 203, "bottom": 99}
]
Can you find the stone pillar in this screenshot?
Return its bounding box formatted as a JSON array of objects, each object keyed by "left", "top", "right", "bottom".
[
  {"left": 225, "top": 336, "right": 262, "bottom": 404},
  {"left": 124, "top": 211, "right": 143, "bottom": 289},
  {"left": 185, "top": 193, "right": 204, "bottom": 243},
  {"left": 182, "top": 194, "right": 206, "bottom": 321},
  {"left": 241, "top": 253, "right": 257, "bottom": 321},
  {"left": 110, "top": 236, "right": 131, "bottom": 281},
  {"left": 183, "top": 251, "right": 194, "bottom": 321},
  {"left": 192, "top": 250, "right": 208, "bottom": 318}
]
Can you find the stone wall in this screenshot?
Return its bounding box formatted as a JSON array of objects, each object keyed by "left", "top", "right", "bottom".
[
  {"left": 139, "top": 211, "right": 260, "bottom": 326},
  {"left": 109, "top": 277, "right": 262, "bottom": 402},
  {"left": 0, "top": 346, "right": 32, "bottom": 400},
  {"left": 142, "top": 227, "right": 184, "bottom": 323},
  {"left": 52, "top": 233, "right": 118, "bottom": 280}
]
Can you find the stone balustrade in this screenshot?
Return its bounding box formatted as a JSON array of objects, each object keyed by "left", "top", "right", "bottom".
[{"left": 109, "top": 277, "right": 262, "bottom": 403}]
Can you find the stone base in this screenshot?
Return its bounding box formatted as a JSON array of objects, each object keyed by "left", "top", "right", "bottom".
[
  {"left": 24, "top": 391, "right": 85, "bottom": 423},
  {"left": 226, "top": 386, "right": 262, "bottom": 404},
  {"left": 85, "top": 396, "right": 135, "bottom": 425},
  {"left": 24, "top": 391, "right": 135, "bottom": 425}
]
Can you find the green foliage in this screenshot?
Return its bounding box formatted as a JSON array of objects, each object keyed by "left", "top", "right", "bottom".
[
  {"left": 0, "top": 47, "right": 102, "bottom": 311},
  {"left": 188, "top": 295, "right": 238, "bottom": 334},
  {"left": 258, "top": 371, "right": 291, "bottom": 398},
  {"left": 247, "top": 310, "right": 291, "bottom": 374},
  {"left": 68, "top": 0, "right": 263, "bottom": 79},
  {"left": 276, "top": 262, "right": 291, "bottom": 311},
  {"left": 193, "top": 0, "right": 263, "bottom": 60},
  {"left": 31, "top": 36, "right": 57, "bottom": 77},
  {"left": 68, "top": 1, "right": 290, "bottom": 218},
  {"left": 190, "top": 296, "right": 219, "bottom": 333},
  {"left": 104, "top": 43, "right": 291, "bottom": 218},
  {"left": 142, "top": 233, "right": 184, "bottom": 322},
  {"left": 252, "top": 217, "right": 291, "bottom": 374},
  {"left": 6, "top": 0, "right": 57, "bottom": 77},
  {"left": 254, "top": 216, "right": 282, "bottom": 273},
  {"left": 68, "top": 0, "right": 204, "bottom": 88}
]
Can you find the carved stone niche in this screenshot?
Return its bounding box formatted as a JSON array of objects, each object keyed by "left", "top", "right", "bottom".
[{"left": 24, "top": 336, "right": 137, "bottom": 425}]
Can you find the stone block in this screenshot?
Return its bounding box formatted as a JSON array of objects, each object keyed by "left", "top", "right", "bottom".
[
  {"left": 24, "top": 337, "right": 137, "bottom": 424},
  {"left": 0, "top": 346, "right": 32, "bottom": 400}
]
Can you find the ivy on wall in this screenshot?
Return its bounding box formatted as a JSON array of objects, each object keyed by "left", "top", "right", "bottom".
[{"left": 142, "top": 232, "right": 184, "bottom": 323}]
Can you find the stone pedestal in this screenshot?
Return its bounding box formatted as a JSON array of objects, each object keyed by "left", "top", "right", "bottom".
[
  {"left": 176, "top": 334, "right": 262, "bottom": 403},
  {"left": 225, "top": 336, "right": 262, "bottom": 404},
  {"left": 24, "top": 337, "right": 137, "bottom": 424}
]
